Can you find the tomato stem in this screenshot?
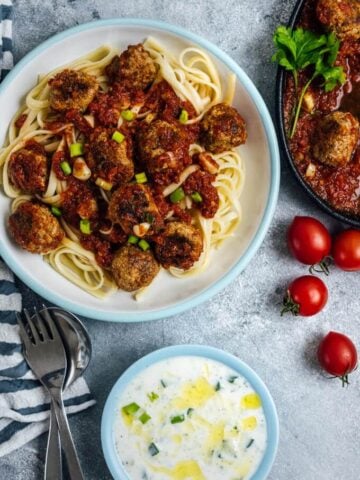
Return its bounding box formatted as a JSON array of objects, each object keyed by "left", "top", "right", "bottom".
[
  {"left": 309, "top": 256, "right": 332, "bottom": 276},
  {"left": 281, "top": 290, "right": 300, "bottom": 316}
]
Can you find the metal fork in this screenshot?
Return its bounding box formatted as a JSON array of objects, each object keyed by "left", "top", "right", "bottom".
[{"left": 16, "top": 308, "right": 84, "bottom": 480}]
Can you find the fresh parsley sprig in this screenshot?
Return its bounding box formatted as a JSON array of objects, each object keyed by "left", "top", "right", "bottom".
[{"left": 272, "top": 26, "right": 346, "bottom": 138}]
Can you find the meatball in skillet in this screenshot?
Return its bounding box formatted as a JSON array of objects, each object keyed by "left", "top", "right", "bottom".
[
  {"left": 8, "top": 201, "right": 64, "bottom": 254},
  {"left": 87, "top": 127, "right": 134, "bottom": 186},
  {"left": 111, "top": 244, "right": 160, "bottom": 291},
  {"left": 106, "top": 44, "right": 158, "bottom": 90},
  {"left": 108, "top": 184, "right": 163, "bottom": 235},
  {"left": 154, "top": 221, "right": 203, "bottom": 270},
  {"left": 49, "top": 69, "right": 99, "bottom": 112},
  {"left": 316, "top": 0, "right": 360, "bottom": 41},
  {"left": 312, "top": 111, "right": 359, "bottom": 168},
  {"left": 8, "top": 141, "right": 48, "bottom": 194},
  {"left": 200, "top": 103, "right": 247, "bottom": 153}
]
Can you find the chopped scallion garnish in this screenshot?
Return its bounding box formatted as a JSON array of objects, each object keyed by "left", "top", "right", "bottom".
[
  {"left": 187, "top": 408, "right": 194, "bottom": 417},
  {"left": 191, "top": 191, "right": 202, "bottom": 203},
  {"left": 122, "top": 402, "right": 140, "bottom": 415},
  {"left": 145, "top": 212, "right": 154, "bottom": 223},
  {"left": 79, "top": 219, "right": 91, "bottom": 235},
  {"left": 170, "top": 187, "right": 185, "bottom": 204},
  {"left": 139, "top": 412, "right": 151, "bottom": 424},
  {"left": 95, "top": 177, "right": 113, "bottom": 191},
  {"left": 147, "top": 392, "right": 159, "bottom": 402},
  {"left": 148, "top": 442, "right": 159, "bottom": 456},
  {"left": 228, "top": 376, "right": 238, "bottom": 384},
  {"left": 246, "top": 439, "right": 254, "bottom": 449},
  {"left": 215, "top": 382, "right": 221, "bottom": 391},
  {"left": 138, "top": 239, "right": 150, "bottom": 251},
  {"left": 112, "top": 131, "right": 125, "bottom": 143},
  {"left": 160, "top": 380, "right": 167, "bottom": 388},
  {"left": 170, "top": 414, "right": 185, "bottom": 424},
  {"left": 121, "top": 109, "right": 135, "bottom": 121},
  {"left": 128, "top": 235, "right": 139, "bottom": 245},
  {"left": 179, "top": 109, "right": 189, "bottom": 124},
  {"left": 70, "top": 143, "right": 84, "bottom": 157},
  {"left": 51, "top": 206, "right": 62, "bottom": 217},
  {"left": 135, "top": 172, "right": 148, "bottom": 184},
  {"left": 60, "top": 161, "right": 72, "bottom": 176}
]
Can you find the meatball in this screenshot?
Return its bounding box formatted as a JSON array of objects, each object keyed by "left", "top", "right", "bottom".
[
  {"left": 106, "top": 44, "right": 157, "bottom": 90},
  {"left": 8, "top": 201, "right": 64, "bottom": 254},
  {"left": 138, "top": 119, "right": 191, "bottom": 185},
  {"left": 8, "top": 141, "right": 48, "bottom": 194},
  {"left": 108, "top": 184, "right": 163, "bottom": 235},
  {"left": 111, "top": 244, "right": 160, "bottom": 291},
  {"left": 183, "top": 170, "right": 219, "bottom": 218},
  {"left": 200, "top": 103, "right": 247, "bottom": 153},
  {"left": 312, "top": 111, "right": 359, "bottom": 167},
  {"left": 87, "top": 127, "right": 134, "bottom": 185},
  {"left": 154, "top": 221, "right": 203, "bottom": 270},
  {"left": 316, "top": 0, "right": 360, "bottom": 41},
  {"left": 49, "top": 69, "right": 99, "bottom": 112}
]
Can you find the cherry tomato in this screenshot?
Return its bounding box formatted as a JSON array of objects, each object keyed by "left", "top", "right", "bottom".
[
  {"left": 318, "top": 331, "right": 358, "bottom": 386},
  {"left": 287, "top": 216, "right": 331, "bottom": 272},
  {"left": 281, "top": 275, "right": 328, "bottom": 317},
  {"left": 332, "top": 229, "right": 360, "bottom": 271}
]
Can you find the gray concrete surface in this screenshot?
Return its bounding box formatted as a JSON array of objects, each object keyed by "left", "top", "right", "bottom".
[{"left": 1, "top": 0, "right": 360, "bottom": 479}]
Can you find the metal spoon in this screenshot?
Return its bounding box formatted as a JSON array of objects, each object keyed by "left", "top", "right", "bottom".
[{"left": 36, "top": 307, "right": 92, "bottom": 480}]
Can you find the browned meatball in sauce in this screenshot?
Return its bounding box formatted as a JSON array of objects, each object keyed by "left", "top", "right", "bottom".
[
  {"left": 312, "top": 111, "right": 359, "bottom": 168},
  {"left": 87, "top": 127, "right": 134, "bottom": 185},
  {"left": 106, "top": 44, "right": 157, "bottom": 90},
  {"left": 200, "top": 103, "right": 247, "bottom": 153},
  {"left": 154, "top": 221, "right": 203, "bottom": 270},
  {"left": 316, "top": 0, "right": 360, "bottom": 41},
  {"left": 111, "top": 244, "right": 160, "bottom": 291},
  {"left": 108, "top": 184, "right": 163, "bottom": 235},
  {"left": 8, "top": 201, "right": 64, "bottom": 254},
  {"left": 8, "top": 141, "right": 48, "bottom": 194},
  {"left": 49, "top": 69, "right": 99, "bottom": 112},
  {"left": 138, "top": 119, "right": 191, "bottom": 185}
]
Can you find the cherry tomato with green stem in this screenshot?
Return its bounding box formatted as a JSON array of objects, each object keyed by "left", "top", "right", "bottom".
[
  {"left": 332, "top": 229, "right": 360, "bottom": 271},
  {"left": 281, "top": 275, "right": 328, "bottom": 317}
]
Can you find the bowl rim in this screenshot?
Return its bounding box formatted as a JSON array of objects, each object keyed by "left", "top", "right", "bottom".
[
  {"left": 0, "top": 17, "right": 280, "bottom": 322},
  {"left": 101, "top": 344, "right": 279, "bottom": 480},
  {"left": 274, "top": 0, "right": 360, "bottom": 228}
]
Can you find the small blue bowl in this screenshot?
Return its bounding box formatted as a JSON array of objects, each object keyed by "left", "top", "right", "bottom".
[{"left": 101, "top": 345, "right": 279, "bottom": 479}]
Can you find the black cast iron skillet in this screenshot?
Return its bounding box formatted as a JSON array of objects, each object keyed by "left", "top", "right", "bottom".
[{"left": 275, "top": 0, "right": 360, "bottom": 227}]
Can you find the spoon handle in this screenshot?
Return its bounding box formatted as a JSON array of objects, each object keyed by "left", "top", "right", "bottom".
[{"left": 44, "top": 401, "right": 62, "bottom": 479}]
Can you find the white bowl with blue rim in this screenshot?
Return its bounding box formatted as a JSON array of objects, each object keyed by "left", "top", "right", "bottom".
[
  {"left": 0, "top": 19, "right": 280, "bottom": 322},
  {"left": 101, "top": 344, "right": 279, "bottom": 479}
]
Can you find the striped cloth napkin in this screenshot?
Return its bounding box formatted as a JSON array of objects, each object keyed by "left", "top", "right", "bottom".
[
  {"left": 0, "top": 0, "right": 13, "bottom": 81},
  {"left": 0, "top": 260, "right": 96, "bottom": 457}
]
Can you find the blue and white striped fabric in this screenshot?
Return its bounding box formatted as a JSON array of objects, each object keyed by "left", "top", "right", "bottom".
[
  {"left": 0, "top": 260, "right": 96, "bottom": 457},
  {"left": 0, "top": 0, "right": 13, "bottom": 81}
]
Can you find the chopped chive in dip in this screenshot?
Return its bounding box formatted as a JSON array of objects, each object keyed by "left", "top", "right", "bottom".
[
  {"left": 170, "top": 187, "right": 185, "bottom": 203},
  {"left": 187, "top": 408, "right": 194, "bottom": 417},
  {"left": 51, "top": 206, "right": 62, "bottom": 217},
  {"left": 170, "top": 414, "right": 185, "bottom": 424},
  {"left": 128, "top": 235, "right": 139, "bottom": 245},
  {"left": 79, "top": 219, "right": 91, "bottom": 235},
  {"left": 135, "top": 172, "right": 148, "bottom": 184},
  {"left": 160, "top": 380, "right": 167, "bottom": 388},
  {"left": 139, "top": 412, "right": 151, "bottom": 424},
  {"left": 228, "top": 376, "right": 238, "bottom": 384},
  {"left": 147, "top": 392, "right": 159, "bottom": 402},
  {"left": 179, "top": 109, "right": 189, "bottom": 124},
  {"left": 191, "top": 191, "right": 202, "bottom": 203},
  {"left": 122, "top": 402, "right": 140, "bottom": 415},
  {"left": 148, "top": 442, "right": 159, "bottom": 456},
  {"left": 121, "top": 109, "right": 135, "bottom": 121},
  {"left": 215, "top": 382, "right": 221, "bottom": 391},
  {"left": 246, "top": 439, "right": 255, "bottom": 449},
  {"left": 112, "top": 131, "right": 125, "bottom": 144},
  {"left": 70, "top": 142, "right": 84, "bottom": 157},
  {"left": 138, "top": 239, "right": 150, "bottom": 251},
  {"left": 60, "top": 160, "right": 72, "bottom": 176}
]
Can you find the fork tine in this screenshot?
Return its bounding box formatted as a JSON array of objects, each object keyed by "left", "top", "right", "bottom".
[
  {"left": 40, "top": 308, "right": 60, "bottom": 340},
  {"left": 32, "top": 307, "right": 50, "bottom": 341},
  {"left": 23, "top": 308, "right": 41, "bottom": 344},
  {"left": 15, "top": 312, "right": 32, "bottom": 350}
]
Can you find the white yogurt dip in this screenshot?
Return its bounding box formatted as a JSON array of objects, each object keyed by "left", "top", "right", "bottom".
[{"left": 114, "top": 356, "right": 267, "bottom": 479}]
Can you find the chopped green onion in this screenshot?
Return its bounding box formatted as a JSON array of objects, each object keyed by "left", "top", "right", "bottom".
[
  {"left": 160, "top": 380, "right": 167, "bottom": 388},
  {"left": 139, "top": 412, "right": 151, "bottom": 424},
  {"left": 170, "top": 414, "right": 185, "bottom": 424},
  {"left": 51, "top": 206, "right": 62, "bottom": 217},
  {"left": 148, "top": 442, "right": 159, "bottom": 456},
  {"left": 70, "top": 143, "right": 84, "bottom": 157},
  {"left": 60, "top": 161, "right": 72, "bottom": 176},
  {"left": 215, "top": 382, "right": 221, "bottom": 392},
  {"left": 187, "top": 408, "right": 194, "bottom": 417},
  {"left": 128, "top": 235, "right": 139, "bottom": 245},
  {"left": 246, "top": 439, "right": 254, "bottom": 449},
  {"left": 121, "top": 109, "right": 135, "bottom": 121},
  {"left": 95, "top": 177, "right": 113, "bottom": 191},
  {"left": 191, "top": 191, "right": 203, "bottom": 203},
  {"left": 135, "top": 172, "right": 148, "bottom": 184},
  {"left": 147, "top": 392, "right": 159, "bottom": 402},
  {"left": 179, "top": 109, "right": 189, "bottom": 124},
  {"left": 170, "top": 187, "right": 185, "bottom": 204},
  {"left": 228, "top": 376, "right": 238, "bottom": 384},
  {"left": 145, "top": 212, "right": 154, "bottom": 224},
  {"left": 138, "top": 239, "right": 150, "bottom": 251},
  {"left": 122, "top": 402, "right": 140, "bottom": 415},
  {"left": 79, "top": 219, "right": 91, "bottom": 235},
  {"left": 112, "top": 131, "right": 125, "bottom": 143}
]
